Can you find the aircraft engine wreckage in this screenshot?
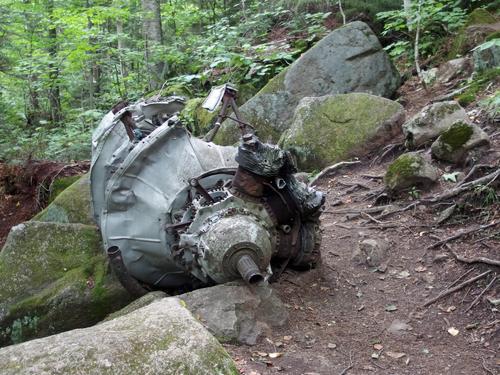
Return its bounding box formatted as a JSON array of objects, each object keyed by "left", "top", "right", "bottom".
[{"left": 91, "top": 85, "right": 324, "bottom": 296}]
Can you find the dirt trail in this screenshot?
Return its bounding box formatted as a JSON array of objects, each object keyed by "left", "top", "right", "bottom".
[
  {"left": 225, "top": 74, "right": 500, "bottom": 375},
  {"left": 226, "top": 154, "right": 499, "bottom": 374}
]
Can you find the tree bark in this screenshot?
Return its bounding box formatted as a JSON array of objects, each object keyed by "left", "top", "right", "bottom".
[
  {"left": 141, "top": 0, "right": 164, "bottom": 90},
  {"left": 47, "top": 0, "right": 62, "bottom": 124}
]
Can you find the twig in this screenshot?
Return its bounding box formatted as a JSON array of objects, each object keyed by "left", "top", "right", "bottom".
[
  {"left": 451, "top": 251, "right": 500, "bottom": 267},
  {"left": 473, "top": 231, "right": 500, "bottom": 244},
  {"left": 338, "top": 0, "right": 346, "bottom": 25},
  {"left": 324, "top": 205, "right": 393, "bottom": 215},
  {"left": 465, "top": 274, "right": 497, "bottom": 312},
  {"left": 456, "top": 164, "right": 494, "bottom": 188},
  {"left": 361, "top": 212, "right": 383, "bottom": 224},
  {"left": 446, "top": 268, "right": 474, "bottom": 289},
  {"left": 339, "top": 351, "right": 353, "bottom": 375},
  {"left": 481, "top": 358, "right": 495, "bottom": 375},
  {"left": 374, "top": 202, "right": 417, "bottom": 220},
  {"left": 426, "top": 222, "right": 498, "bottom": 250},
  {"left": 423, "top": 270, "right": 492, "bottom": 307},
  {"left": 424, "top": 169, "right": 500, "bottom": 203},
  {"left": 309, "top": 161, "right": 361, "bottom": 187}
]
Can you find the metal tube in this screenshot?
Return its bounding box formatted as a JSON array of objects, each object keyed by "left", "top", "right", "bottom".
[
  {"left": 236, "top": 255, "right": 264, "bottom": 284},
  {"left": 107, "top": 246, "right": 149, "bottom": 298}
]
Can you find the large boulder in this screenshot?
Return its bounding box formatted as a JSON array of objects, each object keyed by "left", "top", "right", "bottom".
[
  {"left": 385, "top": 152, "right": 440, "bottom": 192},
  {"left": 0, "top": 221, "right": 131, "bottom": 347},
  {"left": 431, "top": 121, "right": 490, "bottom": 164},
  {"left": 402, "top": 101, "right": 469, "bottom": 149},
  {"left": 279, "top": 93, "right": 405, "bottom": 171},
  {"left": 0, "top": 298, "right": 238, "bottom": 375},
  {"left": 33, "top": 174, "right": 94, "bottom": 225},
  {"left": 215, "top": 21, "right": 400, "bottom": 145},
  {"left": 180, "top": 282, "right": 288, "bottom": 345}
]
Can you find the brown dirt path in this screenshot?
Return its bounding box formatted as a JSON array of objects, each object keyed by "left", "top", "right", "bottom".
[{"left": 226, "top": 141, "right": 499, "bottom": 375}]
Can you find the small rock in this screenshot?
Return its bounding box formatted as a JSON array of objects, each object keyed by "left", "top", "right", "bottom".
[
  {"left": 388, "top": 319, "right": 412, "bottom": 335},
  {"left": 448, "top": 327, "right": 459, "bottom": 336},
  {"left": 431, "top": 121, "right": 490, "bottom": 164},
  {"left": 352, "top": 238, "right": 388, "bottom": 267},
  {"left": 473, "top": 40, "right": 500, "bottom": 72},
  {"left": 373, "top": 344, "right": 383, "bottom": 350},
  {"left": 385, "top": 304, "right": 398, "bottom": 312},
  {"left": 436, "top": 57, "right": 472, "bottom": 83},
  {"left": 384, "top": 152, "right": 440, "bottom": 193},
  {"left": 402, "top": 101, "right": 469, "bottom": 149},
  {"left": 386, "top": 351, "right": 406, "bottom": 359},
  {"left": 327, "top": 343, "right": 337, "bottom": 349}
]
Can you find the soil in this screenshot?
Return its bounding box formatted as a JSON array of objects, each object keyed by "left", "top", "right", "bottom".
[
  {"left": 224, "top": 78, "right": 500, "bottom": 374},
  {"left": 0, "top": 160, "right": 89, "bottom": 248}
]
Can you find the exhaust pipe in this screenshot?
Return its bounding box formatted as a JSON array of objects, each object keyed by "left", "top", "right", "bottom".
[{"left": 236, "top": 255, "right": 264, "bottom": 285}]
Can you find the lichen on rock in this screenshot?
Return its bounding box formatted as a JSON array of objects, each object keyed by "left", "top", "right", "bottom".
[
  {"left": 431, "top": 121, "right": 490, "bottom": 164},
  {"left": 402, "top": 101, "right": 469, "bottom": 149},
  {"left": 384, "top": 152, "right": 440, "bottom": 192},
  {"left": 33, "top": 174, "right": 94, "bottom": 225},
  {"left": 0, "top": 221, "right": 131, "bottom": 347},
  {"left": 279, "top": 93, "right": 405, "bottom": 171},
  {"left": 0, "top": 298, "right": 238, "bottom": 375}
]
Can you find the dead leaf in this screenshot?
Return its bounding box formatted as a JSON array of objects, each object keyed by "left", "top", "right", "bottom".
[
  {"left": 327, "top": 343, "right": 337, "bottom": 349},
  {"left": 269, "top": 352, "right": 282, "bottom": 359},
  {"left": 447, "top": 327, "right": 459, "bottom": 336},
  {"left": 373, "top": 344, "right": 383, "bottom": 350},
  {"left": 415, "top": 266, "right": 427, "bottom": 273},
  {"left": 283, "top": 335, "right": 292, "bottom": 341},
  {"left": 386, "top": 351, "right": 406, "bottom": 359},
  {"left": 371, "top": 353, "right": 380, "bottom": 359}
]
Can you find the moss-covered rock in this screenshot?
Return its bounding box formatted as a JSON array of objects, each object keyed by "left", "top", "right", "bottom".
[
  {"left": 33, "top": 174, "right": 94, "bottom": 225},
  {"left": 0, "top": 298, "right": 238, "bottom": 375},
  {"left": 215, "top": 22, "right": 400, "bottom": 146},
  {"left": 0, "top": 221, "right": 131, "bottom": 347},
  {"left": 279, "top": 93, "right": 405, "bottom": 171},
  {"left": 103, "top": 291, "right": 167, "bottom": 322},
  {"left": 402, "top": 101, "right": 469, "bottom": 149},
  {"left": 466, "top": 9, "right": 497, "bottom": 26},
  {"left": 180, "top": 97, "right": 219, "bottom": 137},
  {"left": 447, "top": 9, "right": 499, "bottom": 59},
  {"left": 473, "top": 38, "right": 500, "bottom": 71},
  {"left": 47, "top": 175, "right": 81, "bottom": 204},
  {"left": 431, "top": 121, "right": 490, "bottom": 163},
  {"left": 384, "top": 153, "right": 440, "bottom": 192}
]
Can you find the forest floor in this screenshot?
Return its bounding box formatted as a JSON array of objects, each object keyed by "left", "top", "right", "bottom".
[{"left": 225, "top": 79, "right": 500, "bottom": 375}]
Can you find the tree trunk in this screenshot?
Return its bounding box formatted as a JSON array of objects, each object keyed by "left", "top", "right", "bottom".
[
  {"left": 141, "top": 0, "right": 164, "bottom": 90},
  {"left": 47, "top": 0, "right": 62, "bottom": 124}
]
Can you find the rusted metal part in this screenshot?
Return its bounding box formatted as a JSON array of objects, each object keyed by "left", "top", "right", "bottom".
[
  {"left": 189, "top": 178, "right": 215, "bottom": 204},
  {"left": 231, "top": 167, "right": 265, "bottom": 197}
]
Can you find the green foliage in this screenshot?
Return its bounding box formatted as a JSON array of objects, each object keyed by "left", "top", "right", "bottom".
[
  {"left": 377, "top": 0, "right": 467, "bottom": 63},
  {"left": 456, "top": 67, "right": 500, "bottom": 107}
]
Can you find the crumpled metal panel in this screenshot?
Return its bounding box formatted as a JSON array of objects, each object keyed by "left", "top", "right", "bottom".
[
  {"left": 90, "top": 111, "right": 132, "bottom": 225},
  {"left": 101, "top": 124, "right": 237, "bottom": 287}
]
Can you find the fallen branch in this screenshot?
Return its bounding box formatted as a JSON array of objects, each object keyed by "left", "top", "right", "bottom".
[
  {"left": 361, "top": 174, "right": 384, "bottom": 180},
  {"left": 451, "top": 251, "right": 500, "bottom": 267},
  {"left": 456, "top": 164, "right": 495, "bottom": 188},
  {"left": 426, "top": 222, "right": 498, "bottom": 250},
  {"left": 423, "top": 270, "right": 492, "bottom": 307},
  {"left": 374, "top": 202, "right": 417, "bottom": 220},
  {"left": 309, "top": 161, "right": 361, "bottom": 187},
  {"left": 424, "top": 169, "right": 500, "bottom": 203},
  {"left": 324, "top": 205, "right": 393, "bottom": 215},
  {"left": 465, "top": 274, "right": 497, "bottom": 312}
]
